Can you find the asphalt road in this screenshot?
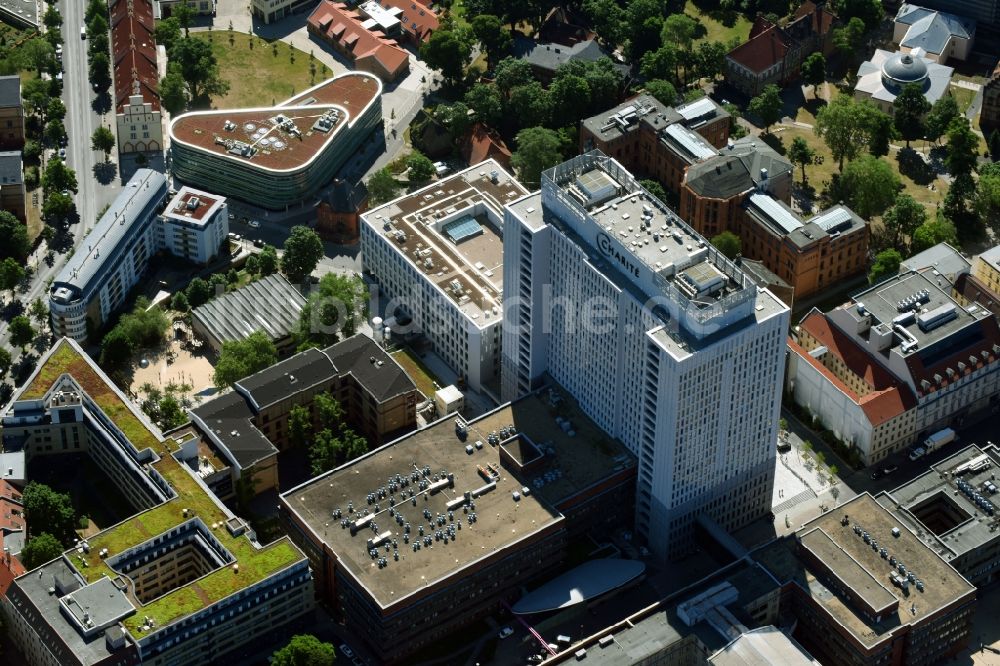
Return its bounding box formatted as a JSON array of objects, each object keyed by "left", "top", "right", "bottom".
[{"left": 1, "top": 3, "right": 123, "bottom": 360}]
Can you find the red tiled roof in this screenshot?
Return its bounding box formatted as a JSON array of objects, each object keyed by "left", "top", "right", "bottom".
[
  {"left": 462, "top": 123, "right": 511, "bottom": 169},
  {"left": 110, "top": 0, "right": 160, "bottom": 113},
  {"left": 381, "top": 0, "right": 438, "bottom": 42},
  {"left": 794, "top": 0, "right": 837, "bottom": 36},
  {"left": 308, "top": 1, "right": 409, "bottom": 79},
  {"left": 797, "top": 312, "right": 916, "bottom": 427},
  {"left": 726, "top": 24, "right": 790, "bottom": 74}
]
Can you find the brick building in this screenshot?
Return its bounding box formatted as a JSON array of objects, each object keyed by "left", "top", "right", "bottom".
[
  {"left": 0, "top": 75, "right": 25, "bottom": 151},
  {"left": 189, "top": 335, "right": 421, "bottom": 499},
  {"left": 316, "top": 179, "right": 367, "bottom": 245},
  {"left": 579, "top": 95, "right": 730, "bottom": 195},
  {"left": 306, "top": 1, "right": 410, "bottom": 82},
  {"left": 724, "top": 1, "right": 837, "bottom": 97},
  {"left": 0, "top": 150, "right": 26, "bottom": 222}
]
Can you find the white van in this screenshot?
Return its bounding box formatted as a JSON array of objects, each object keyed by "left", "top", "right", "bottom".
[{"left": 81, "top": 25, "right": 86, "bottom": 39}]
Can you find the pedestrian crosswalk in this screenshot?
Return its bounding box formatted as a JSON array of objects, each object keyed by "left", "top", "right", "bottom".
[{"left": 772, "top": 487, "right": 817, "bottom": 514}]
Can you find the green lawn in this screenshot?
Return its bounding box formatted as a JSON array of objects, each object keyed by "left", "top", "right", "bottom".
[
  {"left": 194, "top": 31, "right": 333, "bottom": 109},
  {"left": 27, "top": 341, "right": 304, "bottom": 634},
  {"left": 687, "top": 0, "right": 752, "bottom": 46},
  {"left": 794, "top": 84, "right": 843, "bottom": 124},
  {"left": 948, "top": 85, "right": 975, "bottom": 114},
  {"left": 772, "top": 126, "right": 947, "bottom": 210},
  {"left": 391, "top": 348, "right": 441, "bottom": 398},
  {"left": 446, "top": 0, "right": 472, "bottom": 31}
]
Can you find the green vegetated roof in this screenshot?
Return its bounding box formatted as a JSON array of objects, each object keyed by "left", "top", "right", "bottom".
[{"left": 32, "top": 341, "right": 303, "bottom": 635}]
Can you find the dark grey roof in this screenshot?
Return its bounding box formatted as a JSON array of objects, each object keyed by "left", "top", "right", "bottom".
[
  {"left": 0, "top": 75, "right": 20, "bottom": 108},
  {"left": 900, "top": 242, "right": 970, "bottom": 284},
  {"left": 739, "top": 258, "right": 791, "bottom": 290},
  {"left": 190, "top": 392, "right": 277, "bottom": 468},
  {"left": 5, "top": 559, "right": 128, "bottom": 665},
  {"left": 325, "top": 178, "right": 368, "bottom": 212},
  {"left": 516, "top": 36, "right": 628, "bottom": 76},
  {"left": 192, "top": 274, "right": 307, "bottom": 346},
  {"left": 0, "top": 151, "right": 21, "bottom": 185},
  {"left": 685, "top": 138, "right": 791, "bottom": 199},
  {"left": 235, "top": 347, "right": 337, "bottom": 411},
  {"left": 322, "top": 334, "right": 417, "bottom": 403}
]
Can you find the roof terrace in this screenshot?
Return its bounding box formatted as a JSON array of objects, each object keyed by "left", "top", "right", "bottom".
[{"left": 362, "top": 160, "right": 529, "bottom": 322}]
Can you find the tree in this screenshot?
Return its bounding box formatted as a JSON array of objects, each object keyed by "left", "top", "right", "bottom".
[
  {"left": 259, "top": 244, "right": 279, "bottom": 276},
  {"left": 171, "top": 291, "right": 190, "bottom": 312},
  {"left": 925, "top": 94, "right": 959, "bottom": 144},
  {"left": 694, "top": 41, "right": 728, "bottom": 82},
  {"left": 550, "top": 74, "right": 590, "bottom": 124},
  {"left": 943, "top": 172, "right": 979, "bottom": 240},
  {"left": 507, "top": 82, "right": 551, "bottom": 129},
  {"left": 29, "top": 298, "right": 48, "bottom": 328},
  {"left": 748, "top": 84, "right": 782, "bottom": 134},
  {"left": 802, "top": 52, "right": 826, "bottom": 97},
  {"left": 159, "top": 70, "right": 189, "bottom": 115},
  {"left": 788, "top": 137, "right": 815, "bottom": 184},
  {"left": 342, "top": 428, "right": 368, "bottom": 460},
  {"left": 471, "top": 14, "right": 511, "bottom": 69},
  {"left": 511, "top": 127, "right": 562, "bottom": 187},
  {"left": 711, "top": 231, "right": 741, "bottom": 259},
  {"left": 367, "top": 168, "right": 399, "bottom": 205},
  {"left": 155, "top": 17, "right": 181, "bottom": 52},
  {"left": 640, "top": 179, "right": 667, "bottom": 202},
  {"left": 405, "top": 151, "right": 436, "bottom": 183},
  {"left": 867, "top": 108, "right": 895, "bottom": 158},
  {"left": 213, "top": 331, "right": 278, "bottom": 388},
  {"left": 99, "top": 326, "right": 134, "bottom": 369},
  {"left": 172, "top": 0, "right": 195, "bottom": 36},
  {"left": 16, "top": 39, "right": 54, "bottom": 76},
  {"left": 420, "top": 29, "right": 472, "bottom": 86},
  {"left": 643, "top": 79, "right": 677, "bottom": 107},
  {"left": 23, "top": 139, "right": 42, "bottom": 161},
  {"left": 281, "top": 226, "right": 324, "bottom": 284},
  {"left": 0, "top": 211, "right": 30, "bottom": 261},
  {"left": 582, "top": 0, "right": 624, "bottom": 46},
  {"left": 9, "top": 316, "right": 34, "bottom": 349},
  {"left": 20, "top": 532, "right": 64, "bottom": 570},
  {"left": 0, "top": 257, "right": 25, "bottom": 299},
  {"left": 832, "top": 0, "right": 882, "bottom": 30},
  {"left": 185, "top": 277, "right": 213, "bottom": 307},
  {"left": 22, "top": 482, "right": 75, "bottom": 540},
  {"left": 911, "top": 215, "right": 958, "bottom": 252},
  {"left": 168, "top": 38, "right": 230, "bottom": 104},
  {"left": 624, "top": 0, "right": 665, "bottom": 60},
  {"left": 46, "top": 97, "right": 66, "bottom": 122},
  {"left": 945, "top": 116, "right": 979, "bottom": 177},
  {"left": 882, "top": 193, "right": 926, "bottom": 247},
  {"left": 43, "top": 4, "right": 63, "bottom": 31},
  {"left": 893, "top": 83, "right": 930, "bottom": 148},
  {"left": 832, "top": 17, "right": 866, "bottom": 59},
  {"left": 815, "top": 96, "right": 884, "bottom": 170},
  {"left": 837, "top": 155, "right": 900, "bottom": 219},
  {"left": 0, "top": 348, "right": 10, "bottom": 378},
  {"left": 309, "top": 429, "right": 342, "bottom": 476},
  {"left": 21, "top": 78, "right": 51, "bottom": 119},
  {"left": 42, "top": 158, "right": 77, "bottom": 195},
  {"left": 464, "top": 84, "right": 503, "bottom": 127},
  {"left": 661, "top": 13, "right": 697, "bottom": 52},
  {"left": 640, "top": 45, "right": 679, "bottom": 83},
  {"left": 975, "top": 165, "right": 1000, "bottom": 237},
  {"left": 91, "top": 126, "right": 116, "bottom": 160},
  {"left": 493, "top": 57, "right": 533, "bottom": 99},
  {"left": 990, "top": 129, "right": 1000, "bottom": 161},
  {"left": 434, "top": 102, "right": 472, "bottom": 140},
  {"left": 288, "top": 405, "right": 311, "bottom": 449},
  {"left": 869, "top": 248, "right": 902, "bottom": 284},
  {"left": 722, "top": 102, "right": 748, "bottom": 139},
  {"left": 298, "top": 273, "right": 367, "bottom": 346},
  {"left": 89, "top": 51, "right": 112, "bottom": 90},
  {"left": 45, "top": 118, "right": 67, "bottom": 147},
  {"left": 244, "top": 253, "right": 260, "bottom": 275}
]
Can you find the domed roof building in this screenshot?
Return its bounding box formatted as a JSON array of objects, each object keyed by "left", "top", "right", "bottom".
[{"left": 854, "top": 48, "right": 954, "bottom": 113}]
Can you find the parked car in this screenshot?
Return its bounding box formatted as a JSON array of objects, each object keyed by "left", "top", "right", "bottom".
[
  {"left": 247, "top": 219, "right": 261, "bottom": 228},
  {"left": 253, "top": 238, "right": 265, "bottom": 248},
  {"left": 339, "top": 644, "right": 354, "bottom": 658},
  {"left": 498, "top": 626, "right": 514, "bottom": 639}
]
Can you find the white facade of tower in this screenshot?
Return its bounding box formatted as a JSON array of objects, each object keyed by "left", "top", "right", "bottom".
[{"left": 502, "top": 152, "right": 789, "bottom": 558}]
